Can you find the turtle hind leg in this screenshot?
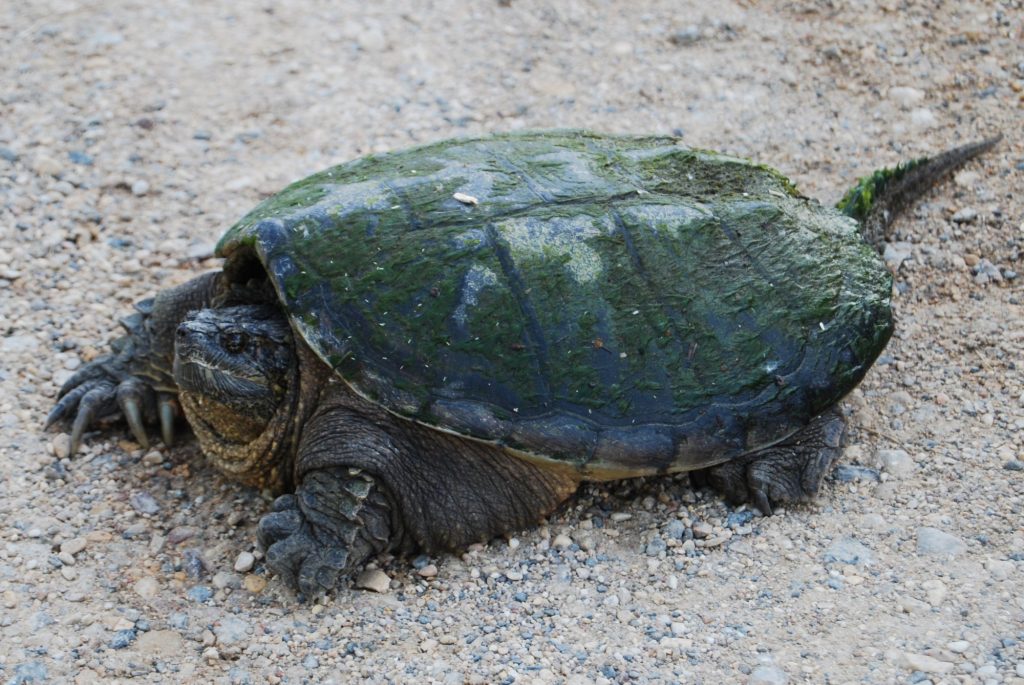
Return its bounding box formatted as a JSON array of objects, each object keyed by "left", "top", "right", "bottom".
[{"left": 698, "top": 409, "right": 846, "bottom": 515}]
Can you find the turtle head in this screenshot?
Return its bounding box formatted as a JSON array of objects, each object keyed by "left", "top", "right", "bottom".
[{"left": 173, "top": 305, "right": 295, "bottom": 444}]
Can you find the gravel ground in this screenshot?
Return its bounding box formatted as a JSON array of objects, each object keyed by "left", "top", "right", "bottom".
[{"left": 1, "top": 1, "right": 1022, "bottom": 683}]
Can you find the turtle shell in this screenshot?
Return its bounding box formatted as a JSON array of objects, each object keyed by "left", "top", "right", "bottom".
[{"left": 218, "top": 130, "right": 892, "bottom": 477}]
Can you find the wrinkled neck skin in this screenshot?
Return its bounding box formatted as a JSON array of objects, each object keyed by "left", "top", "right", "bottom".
[{"left": 179, "top": 343, "right": 326, "bottom": 494}]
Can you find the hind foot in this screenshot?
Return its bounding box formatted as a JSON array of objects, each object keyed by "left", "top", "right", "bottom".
[{"left": 699, "top": 409, "right": 846, "bottom": 515}]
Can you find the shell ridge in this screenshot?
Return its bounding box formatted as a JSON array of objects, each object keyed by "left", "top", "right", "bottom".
[{"left": 483, "top": 223, "right": 553, "bottom": 406}]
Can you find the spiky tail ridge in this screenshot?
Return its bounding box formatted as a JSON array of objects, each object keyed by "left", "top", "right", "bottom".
[{"left": 836, "top": 135, "right": 1002, "bottom": 248}]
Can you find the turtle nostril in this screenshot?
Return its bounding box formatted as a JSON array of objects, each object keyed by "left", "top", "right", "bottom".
[{"left": 175, "top": 326, "right": 190, "bottom": 341}]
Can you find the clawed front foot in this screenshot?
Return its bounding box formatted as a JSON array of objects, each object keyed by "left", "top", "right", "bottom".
[
  {"left": 45, "top": 345, "right": 179, "bottom": 454},
  {"left": 257, "top": 468, "right": 394, "bottom": 598}
]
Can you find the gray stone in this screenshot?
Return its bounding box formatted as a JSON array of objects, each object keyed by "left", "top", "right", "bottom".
[
  {"left": 883, "top": 242, "right": 914, "bottom": 267},
  {"left": 664, "top": 519, "right": 686, "bottom": 540},
  {"left": 645, "top": 535, "right": 667, "bottom": 556},
  {"left": 129, "top": 491, "right": 161, "bottom": 514},
  {"left": 213, "top": 616, "right": 251, "bottom": 646},
  {"left": 823, "top": 537, "right": 874, "bottom": 565},
  {"left": 748, "top": 665, "right": 788, "bottom": 685},
  {"left": 952, "top": 207, "right": 978, "bottom": 223},
  {"left": 834, "top": 465, "right": 881, "bottom": 482},
  {"left": 903, "top": 652, "right": 954, "bottom": 674},
  {"left": 355, "top": 569, "right": 390, "bottom": 593},
  {"left": 916, "top": 527, "right": 967, "bottom": 557},
  {"left": 876, "top": 449, "right": 914, "bottom": 478},
  {"left": 887, "top": 86, "right": 925, "bottom": 108},
  {"left": 135, "top": 629, "right": 186, "bottom": 657}
]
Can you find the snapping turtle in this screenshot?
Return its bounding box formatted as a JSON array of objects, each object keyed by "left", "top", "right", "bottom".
[{"left": 47, "top": 130, "right": 998, "bottom": 596}]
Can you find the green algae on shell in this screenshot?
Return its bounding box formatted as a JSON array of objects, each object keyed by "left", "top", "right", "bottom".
[{"left": 217, "top": 130, "right": 893, "bottom": 477}]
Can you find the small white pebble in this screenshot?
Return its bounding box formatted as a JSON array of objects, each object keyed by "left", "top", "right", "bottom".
[
  {"left": 453, "top": 192, "right": 478, "bottom": 205},
  {"left": 60, "top": 537, "right": 87, "bottom": 556},
  {"left": 355, "top": 569, "right": 390, "bottom": 593},
  {"left": 234, "top": 551, "right": 255, "bottom": 573},
  {"left": 552, "top": 534, "right": 573, "bottom": 548}
]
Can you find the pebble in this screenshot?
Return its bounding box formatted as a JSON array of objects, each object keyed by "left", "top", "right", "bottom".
[
  {"left": 51, "top": 433, "right": 71, "bottom": 460},
  {"left": 887, "top": 86, "right": 925, "bottom": 107},
  {"left": 903, "top": 652, "right": 954, "bottom": 674},
  {"left": 131, "top": 179, "right": 151, "bottom": 196},
  {"left": 60, "top": 537, "right": 88, "bottom": 556},
  {"left": 355, "top": 569, "right": 390, "bottom": 593},
  {"left": 214, "top": 616, "right": 251, "bottom": 646},
  {"left": 946, "top": 640, "right": 970, "bottom": 653},
  {"left": 135, "top": 630, "right": 185, "bottom": 657},
  {"left": 910, "top": 107, "right": 938, "bottom": 129},
  {"left": 883, "top": 242, "right": 913, "bottom": 267},
  {"left": 32, "top": 155, "right": 64, "bottom": 177},
  {"left": 952, "top": 207, "right": 978, "bottom": 223},
  {"left": 974, "top": 259, "right": 1003, "bottom": 285},
  {"left": 553, "top": 533, "right": 573, "bottom": 548},
  {"left": 645, "top": 536, "right": 667, "bottom": 556},
  {"left": 129, "top": 491, "right": 161, "bottom": 514},
  {"left": 187, "top": 586, "right": 213, "bottom": 603},
  {"left": 140, "top": 450, "right": 164, "bottom": 466},
  {"left": 234, "top": 551, "right": 255, "bottom": 573},
  {"left": 417, "top": 564, "right": 438, "bottom": 578},
  {"left": 109, "top": 629, "right": 137, "bottom": 649},
  {"left": 916, "top": 527, "right": 967, "bottom": 557},
  {"left": 669, "top": 26, "right": 702, "bottom": 46},
  {"left": 9, "top": 663, "right": 47, "bottom": 683},
  {"left": 167, "top": 526, "right": 198, "bottom": 544},
  {"left": 134, "top": 577, "right": 159, "bottom": 599},
  {"left": 691, "top": 521, "right": 713, "bottom": 539},
  {"left": 68, "top": 150, "right": 94, "bottom": 166},
  {"left": 824, "top": 537, "right": 874, "bottom": 565},
  {"left": 834, "top": 465, "right": 881, "bottom": 482},
  {"left": 876, "top": 449, "right": 913, "bottom": 477},
  {"left": 212, "top": 571, "right": 241, "bottom": 589},
  {"left": 610, "top": 512, "right": 632, "bottom": 522},
  {"left": 748, "top": 665, "right": 789, "bottom": 685},
  {"left": 664, "top": 519, "right": 686, "bottom": 540},
  {"left": 242, "top": 575, "right": 267, "bottom": 593},
  {"left": 922, "top": 579, "right": 947, "bottom": 606},
  {"left": 985, "top": 558, "right": 1014, "bottom": 580}
]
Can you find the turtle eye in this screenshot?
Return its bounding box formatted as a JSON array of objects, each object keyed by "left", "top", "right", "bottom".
[{"left": 222, "top": 332, "right": 248, "bottom": 354}]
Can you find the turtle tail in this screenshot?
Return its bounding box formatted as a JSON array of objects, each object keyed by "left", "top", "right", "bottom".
[{"left": 836, "top": 135, "right": 1002, "bottom": 249}]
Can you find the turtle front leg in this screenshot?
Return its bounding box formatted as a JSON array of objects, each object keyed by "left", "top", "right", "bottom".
[
  {"left": 46, "top": 272, "right": 224, "bottom": 453},
  {"left": 257, "top": 388, "right": 580, "bottom": 597},
  {"left": 257, "top": 468, "right": 394, "bottom": 597},
  {"left": 699, "top": 408, "right": 846, "bottom": 515}
]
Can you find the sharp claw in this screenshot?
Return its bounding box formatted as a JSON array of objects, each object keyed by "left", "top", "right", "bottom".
[
  {"left": 45, "top": 382, "right": 93, "bottom": 430},
  {"left": 70, "top": 407, "right": 91, "bottom": 456},
  {"left": 751, "top": 488, "right": 773, "bottom": 517},
  {"left": 122, "top": 398, "right": 149, "bottom": 449},
  {"left": 158, "top": 395, "right": 177, "bottom": 447},
  {"left": 43, "top": 404, "right": 64, "bottom": 431}
]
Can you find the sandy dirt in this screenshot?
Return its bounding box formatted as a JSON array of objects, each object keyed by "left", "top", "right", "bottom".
[{"left": 1, "top": 0, "right": 1022, "bottom": 683}]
